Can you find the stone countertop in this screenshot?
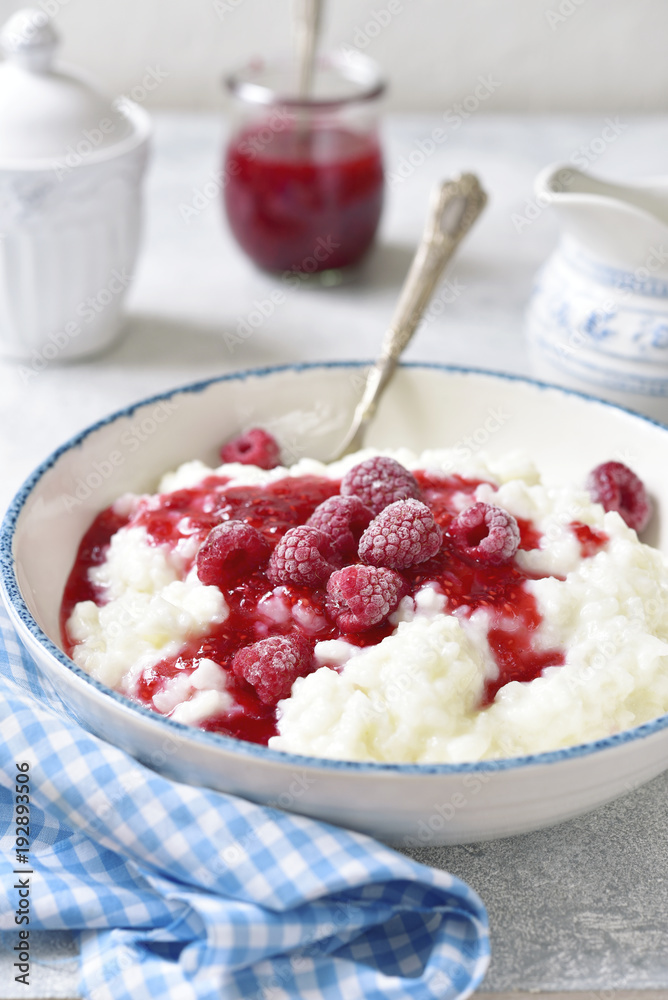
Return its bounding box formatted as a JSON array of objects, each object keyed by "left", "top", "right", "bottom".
[
  {"left": 409, "top": 770, "right": 668, "bottom": 991},
  {"left": 2, "top": 112, "right": 668, "bottom": 998}
]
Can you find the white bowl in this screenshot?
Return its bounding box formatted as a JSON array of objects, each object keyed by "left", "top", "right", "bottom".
[{"left": 3, "top": 362, "right": 668, "bottom": 846}]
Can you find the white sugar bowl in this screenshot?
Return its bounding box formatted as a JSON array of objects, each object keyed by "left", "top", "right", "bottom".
[{"left": 0, "top": 8, "right": 151, "bottom": 364}]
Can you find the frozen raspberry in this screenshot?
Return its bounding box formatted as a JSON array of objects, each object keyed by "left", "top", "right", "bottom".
[
  {"left": 232, "top": 634, "right": 313, "bottom": 704},
  {"left": 326, "top": 565, "right": 408, "bottom": 633},
  {"left": 359, "top": 499, "right": 442, "bottom": 569},
  {"left": 340, "top": 456, "right": 422, "bottom": 515},
  {"left": 196, "top": 520, "right": 270, "bottom": 586},
  {"left": 267, "top": 525, "right": 335, "bottom": 587},
  {"left": 220, "top": 428, "right": 281, "bottom": 470},
  {"left": 449, "top": 502, "right": 520, "bottom": 566},
  {"left": 586, "top": 461, "right": 652, "bottom": 532},
  {"left": 307, "top": 495, "right": 374, "bottom": 561}
]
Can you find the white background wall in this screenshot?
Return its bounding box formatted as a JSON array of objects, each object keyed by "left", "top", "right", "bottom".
[{"left": 2, "top": 0, "right": 667, "bottom": 114}]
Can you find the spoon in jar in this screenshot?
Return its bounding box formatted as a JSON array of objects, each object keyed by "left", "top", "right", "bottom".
[
  {"left": 330, "top": 172, "right": 488, "bottom": 460},
  {"left": 293, "top": 0, "right": 323, "bottom": 102}
]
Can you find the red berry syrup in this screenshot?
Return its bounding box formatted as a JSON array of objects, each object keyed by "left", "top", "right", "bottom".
[
  {"left": 60, "top": 471, "right": 587, "bottom": 747},
  {"left": 223, "top": 122, "right": 384, "bottom": 273}
]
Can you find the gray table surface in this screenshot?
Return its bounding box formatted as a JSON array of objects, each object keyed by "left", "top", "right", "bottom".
[{"left": 2, "top": 111, "right": 668, "bottom": 997}]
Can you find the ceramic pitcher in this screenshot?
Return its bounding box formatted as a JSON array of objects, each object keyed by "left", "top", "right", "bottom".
[{"left": 525, "top": 163, "right": 668, "bottom": 422}]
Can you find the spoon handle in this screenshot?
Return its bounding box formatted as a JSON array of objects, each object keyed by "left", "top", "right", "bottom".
[
  {"left": 293, "top": 0, "right": 323, "bottom": 99},
  {"left": 333, "top": 173, "right": 488, "bottom": 459}
]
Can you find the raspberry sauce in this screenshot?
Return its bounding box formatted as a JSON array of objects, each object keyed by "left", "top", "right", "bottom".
[
  {"left": 570, "top": 521, "right": 608, "bottom": 558},
  {"left": 223, "top": 123, "right": 384, "bottom": 273},
  {"left": 61, "top": 471, "right": 584, "bottom": 746},
  {"left": 60, "top": 507, "right": 129, "bottom": 627}
]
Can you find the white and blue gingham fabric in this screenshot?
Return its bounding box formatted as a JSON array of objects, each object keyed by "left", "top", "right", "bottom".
[{"left": 0, "top": 607, "right": 489, "bottom": 1000}]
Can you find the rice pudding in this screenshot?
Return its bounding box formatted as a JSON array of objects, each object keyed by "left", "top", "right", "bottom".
[{"left": 61, "top": 440, "right": 668, "bottom": 763}]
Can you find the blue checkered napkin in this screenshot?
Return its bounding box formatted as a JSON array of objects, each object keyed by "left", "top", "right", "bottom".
[{"left": 0, "top": 607, "right": 489, "bottom": 1000}]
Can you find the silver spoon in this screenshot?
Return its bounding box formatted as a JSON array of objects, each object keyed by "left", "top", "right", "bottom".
[
  {"left": 293, "top": 0, "right": 323, "bottom": 101},
  {"left": 331, "top": 172, "right": 488, "bottom": 460}
]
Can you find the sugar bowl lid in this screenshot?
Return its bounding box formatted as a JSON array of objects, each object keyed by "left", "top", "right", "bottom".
[{"left": 0, "top": 7, "right": 136, "bottom": 165}]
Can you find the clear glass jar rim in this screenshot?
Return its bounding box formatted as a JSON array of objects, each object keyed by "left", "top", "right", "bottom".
[{"left": 224, "top": 50, "right": 386, "bottom": 108}]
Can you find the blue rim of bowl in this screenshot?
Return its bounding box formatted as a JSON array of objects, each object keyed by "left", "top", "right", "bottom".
[{"left": 3, "top": 359, "right": 668, "bottom": 776}]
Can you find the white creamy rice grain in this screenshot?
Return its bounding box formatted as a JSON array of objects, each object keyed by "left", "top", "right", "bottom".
[
  {"left": 67, "top": 525, "right": 228, "bottom": 691},
  {"left": 66, "top": 447, "right": 668, "bottom": 763},
  {"left": 271, "top": 505, "right": 668, "bottom": 763},
  {"left": 270, "top": 616, "right": 489, "bottom": 763}
]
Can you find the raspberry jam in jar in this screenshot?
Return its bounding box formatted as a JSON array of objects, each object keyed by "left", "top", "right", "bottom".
[{"left": 222, "top": 52, "right": 385, "bottom": 275}]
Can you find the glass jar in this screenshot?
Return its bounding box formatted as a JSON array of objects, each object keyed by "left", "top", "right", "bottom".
[{"left": 222, "top": 50, "right": 385, "bottom": 276}]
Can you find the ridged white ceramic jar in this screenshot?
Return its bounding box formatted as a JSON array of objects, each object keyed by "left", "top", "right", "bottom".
[{"left": 0, "top": 9, "right": 151, "bottom": 363}]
